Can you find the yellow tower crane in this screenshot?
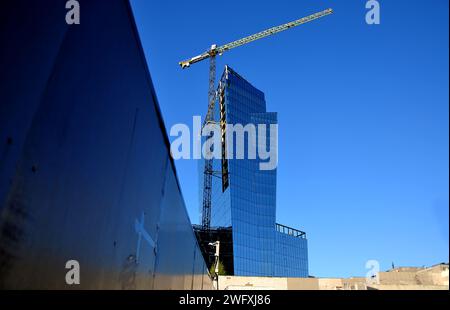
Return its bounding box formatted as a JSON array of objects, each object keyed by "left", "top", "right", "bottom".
[{"left": 179, "top": 8, "right": 333, "bottom": 229}]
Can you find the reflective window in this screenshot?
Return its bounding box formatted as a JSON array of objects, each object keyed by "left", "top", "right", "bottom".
[{"left": 206, "top": 67, "right": 308, "bottom": 277}]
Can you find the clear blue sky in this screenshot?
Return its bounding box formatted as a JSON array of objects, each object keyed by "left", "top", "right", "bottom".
[{"left": 130, "top": 0, "right": 449, "bottom": 278}]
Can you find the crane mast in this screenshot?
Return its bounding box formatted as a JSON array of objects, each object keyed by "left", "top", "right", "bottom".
[{"left": 180, "top": 8, "right": 333, "bottom": 229}]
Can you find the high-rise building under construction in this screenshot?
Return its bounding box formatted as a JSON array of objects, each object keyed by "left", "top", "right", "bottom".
[{"left": 197, "top": 66, "right": 308, "bottom": 277}]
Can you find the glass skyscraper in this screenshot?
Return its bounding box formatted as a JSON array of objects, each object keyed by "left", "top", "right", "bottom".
[{"left": 200, "top": 66, "right": 308, "bottom": 277}]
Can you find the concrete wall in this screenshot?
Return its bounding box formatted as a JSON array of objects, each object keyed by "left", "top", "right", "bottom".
[
  {"left": 219, "top": 276, "right": 288, "bottom": 290},
  {"left": 219, "top": 276, "right": 366, "bottom": 290},
  {"left": 378, "top": 271, "right": 419, "bottom": 285},
  {"left": 370, "top": 285, "right": 448, "bottom": 290},
  {"left": 218, "top": 265, "right": 449, "bottom": 290},
  {"left": 287, "top": 278, "right": 319, "bottom": 290},
  {"left": 378, "top": 264, "right": 449, "bottom": 287}
]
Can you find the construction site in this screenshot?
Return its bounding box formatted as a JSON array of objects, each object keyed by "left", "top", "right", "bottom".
[{"left": 0, "top": 0, "right": 448, "bottom": 295}]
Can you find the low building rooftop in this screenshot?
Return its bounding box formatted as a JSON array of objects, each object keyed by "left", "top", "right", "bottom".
[{"left": 276, "top": 223, "right": 306, "bottom": 239}]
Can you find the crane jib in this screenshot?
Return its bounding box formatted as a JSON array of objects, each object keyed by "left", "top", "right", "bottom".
[
  {"left": 178, "top": 8, "right": 333, "bottom": 68},
  {"left": 216, "top": 8, "right": 333, "bottom": 54}
]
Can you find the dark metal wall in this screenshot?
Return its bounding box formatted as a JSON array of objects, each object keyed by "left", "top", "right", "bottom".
[{"left": 0, "top": 0, "right": 212, "bottom": 289}]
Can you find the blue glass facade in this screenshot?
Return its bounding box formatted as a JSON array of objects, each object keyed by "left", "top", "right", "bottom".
[
  {"left": 274, "top": 230, "right": 309, "bottom": 278},
  {"left": 206, "top": 66, "right": 308, "bottom": 277}
]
